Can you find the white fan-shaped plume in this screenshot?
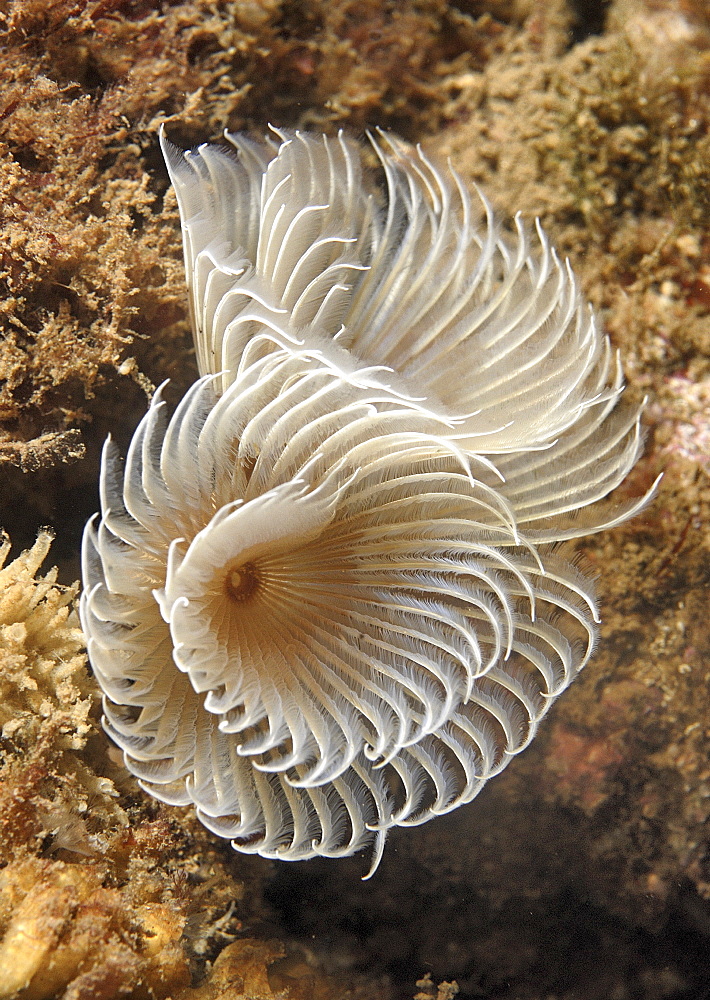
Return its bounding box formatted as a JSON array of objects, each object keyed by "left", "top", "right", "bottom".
[
  {"left": 163, "top": 126, "right": 621, "bottom": 454},
  {"left": 81, "top": 348, "right": 610, "bottom": 876},
  {"left": 81, "top": 128, "right": 657, "bottom": 876}
]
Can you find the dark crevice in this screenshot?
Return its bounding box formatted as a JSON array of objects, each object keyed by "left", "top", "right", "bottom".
[{"left": 569, "top": 0, "right": 611, "bottom": 44}]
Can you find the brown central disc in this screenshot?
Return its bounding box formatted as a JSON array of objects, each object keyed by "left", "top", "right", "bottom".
[{"left": 225, "top": 561, "right": 259, "bottom": 603}]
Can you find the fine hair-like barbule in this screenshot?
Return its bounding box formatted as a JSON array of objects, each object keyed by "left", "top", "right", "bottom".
[{"left": 81, "top": 128, "right": 656, "bottom": 877}]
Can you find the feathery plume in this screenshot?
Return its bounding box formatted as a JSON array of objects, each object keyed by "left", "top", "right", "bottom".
[{"left": 81, "top": 130, "right": 656, "bottom": 876}]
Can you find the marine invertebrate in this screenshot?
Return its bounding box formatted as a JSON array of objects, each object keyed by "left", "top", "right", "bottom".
[
  {"left": 80, "top": 131, "right": 655, "bottom": 876},
  {"left": 0, "top": 530, "right": 89, "bottom": 752}
]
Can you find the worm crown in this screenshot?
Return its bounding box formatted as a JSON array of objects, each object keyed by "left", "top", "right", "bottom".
[{"left": 81, "top": 129, "right": 655, "bottom": 876}]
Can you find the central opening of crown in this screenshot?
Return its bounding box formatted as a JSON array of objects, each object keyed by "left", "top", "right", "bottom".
[{"left": 225, "top": 561, "right": 259, "bottom": 603}]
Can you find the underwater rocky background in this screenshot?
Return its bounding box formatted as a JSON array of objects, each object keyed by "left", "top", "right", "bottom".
[{"left": 0, "top": 0, "right": 708, "bottom": 997}]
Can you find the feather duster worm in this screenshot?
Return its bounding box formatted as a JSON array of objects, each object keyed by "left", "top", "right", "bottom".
[{"left": 81, "top": 131, "right": 656, "bottom": 876}]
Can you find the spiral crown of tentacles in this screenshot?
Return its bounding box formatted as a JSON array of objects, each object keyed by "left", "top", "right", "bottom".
[{"left": 81, "top": 127, "right": 657, "bottom": 877}]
